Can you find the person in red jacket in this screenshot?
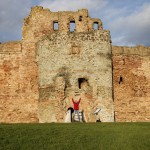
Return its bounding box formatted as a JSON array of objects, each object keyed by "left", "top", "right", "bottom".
[{"left": 72, "top": 98, "right": 81, "bottom": 121}]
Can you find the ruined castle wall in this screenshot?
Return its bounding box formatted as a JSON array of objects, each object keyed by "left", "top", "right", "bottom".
[
  {"left": 21, "top": 6, "right": 103, "bottom": 122},
  {"left": 0, "top": 42, "right": 38, "bottom": 123},
  {"left": 22, "top": 6, "right": 102, "bottom": 42},
  {"left": 37, "top": 30, "right": 114, "bottom": 123},
  {"left": 112, "top": 46, "right": 150, "bottom": 122},
  {"left": 2, "top": 6, "right": 150, "bottom": 123},
  {"left": 20, "top": 6, "right": 113, "bottom": 123}
]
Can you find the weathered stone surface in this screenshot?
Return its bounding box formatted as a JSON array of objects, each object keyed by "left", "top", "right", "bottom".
[
  {"left": 36, "top": 29, "right": 113, "bottom": 122},
  {"left": 0, "top": 6, "right": 150, "bottom": 123},
  {"left": 22, "top": 6, "right": 103, "bottom": 42},
  {"left": 0, "top": 41, "right": 21, "bottom": 53},
  {"left": 112, "top": 46, "right": 150, "bottom": 122},
  {"left": 0, "top": 42, "right": 38, "bottom": 123}
]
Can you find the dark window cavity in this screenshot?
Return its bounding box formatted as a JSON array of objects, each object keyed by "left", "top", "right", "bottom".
[
  {"left": 119, "top": 76, "right": 123, "bottom": 84},
  {"left": 123, "top": 59, "right": 125, "bottom": 65},
  {"left": 78, "top": 78, "right": 88, "bottom": 89},
  {"left": 79, "top": 16, "right": 82, "bottom": 21}
]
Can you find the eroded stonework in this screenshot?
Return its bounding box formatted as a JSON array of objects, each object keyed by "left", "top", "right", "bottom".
[
  {"left": 37, "top": 30, "right": 113, "bottom": 122},
  {"left": 33, "top": 7, "right": 113, "bottom": 122},
  {"left": 112, "top": 46, "right": 150, "bottom": 122},
  {"left": 0, "top": 6, "right": 149, "bottom": 123}
]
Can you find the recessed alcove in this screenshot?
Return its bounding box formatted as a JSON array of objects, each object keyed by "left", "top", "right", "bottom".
[{"left": 78, "top": 78, "right": 89, "bottom": 89}]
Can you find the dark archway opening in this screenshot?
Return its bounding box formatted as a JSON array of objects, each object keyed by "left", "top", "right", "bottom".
[
  {"left": 67, "top": 107, "right": 74, "bottom": 113},
  {"left": 67, "top": 107, "right": 74, "bottom": 122}
]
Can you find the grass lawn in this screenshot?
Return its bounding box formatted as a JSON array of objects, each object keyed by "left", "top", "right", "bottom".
[{"left": 0, "top": 123, "right": 150, "bottom": 150}]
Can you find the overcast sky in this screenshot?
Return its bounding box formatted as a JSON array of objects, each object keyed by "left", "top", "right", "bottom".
[{"left": 0, "top": 0, "right": 150, "bottom": 46}]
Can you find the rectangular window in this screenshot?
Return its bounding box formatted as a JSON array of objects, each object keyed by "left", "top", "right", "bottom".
[
  {"left": 93, "top": 22, "right": 98, "bottom": 30},
  {"left": 70, "top": 21, "right": 75, "bottom": 32},
  {"left": 53, "top": 21, "right": 58, "bottom": 30}
]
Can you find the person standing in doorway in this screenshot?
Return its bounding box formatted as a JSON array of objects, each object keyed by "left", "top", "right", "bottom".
[{"left": 72, "top": 98, "right": 81, "bottom": 121}]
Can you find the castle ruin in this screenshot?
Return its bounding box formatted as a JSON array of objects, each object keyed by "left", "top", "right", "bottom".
[{"left": 0, "top": 6, "right": 149, "bottom": 123}]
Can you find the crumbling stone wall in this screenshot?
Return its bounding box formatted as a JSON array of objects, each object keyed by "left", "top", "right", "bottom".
[
  {"left": 112, "top": 46, "right": 150, "bottom": 122},
  {"left": 0, "top": 42, "right": 38, "bottom": 123},
  {"left": 22, "top": 6, "right": 102, "bottom": 42},
  {"left": 37, "top": 31, "right": 114, "bottom": 122},
  {"left": 0, "top": 6, "right": 113, "bottom": 123},
  {"left": 21, "top": 6, "right": 105, "bottom": 123},
  {"left": 1, "top": 6, "right": 149, "bottom": 123},
  {"left": 27, "top": 7, "right": 113, "bottom": 123}
]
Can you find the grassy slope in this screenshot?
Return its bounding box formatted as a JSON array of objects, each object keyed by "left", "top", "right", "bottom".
[{"left": 0, "top": 123, "right": 150, "bottom": 150}]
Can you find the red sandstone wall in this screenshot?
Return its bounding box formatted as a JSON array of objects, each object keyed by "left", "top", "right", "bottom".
[
  {"left": 0, "top": 42, "right": 38, "bottom": 123},
  {"left": 112, "top": 46, "right": 150, "bottom": 122}
]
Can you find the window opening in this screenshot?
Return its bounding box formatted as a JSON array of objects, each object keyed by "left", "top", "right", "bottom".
[
  {"left": 79, "top": 16, "right": 82, "bottom": 21},
  {"left": 53, "top": 21, "right": 58, "bottom": 30},
  {"left": 78, "top": 78, "right": 88, "bottom": 89},
  {"left": 119, "top": 76, "right": 123, "bottom": 84},
  {"left": 70, "top": 21, "right": 75, "bottom": 32},
  {"left": 123, "top": 59, "right": 125, "bottom": 65},
  {"left": 93, "top": 22, "right": 98, "bottom": 30}
]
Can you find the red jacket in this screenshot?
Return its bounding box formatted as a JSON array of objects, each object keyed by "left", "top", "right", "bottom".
[{"left": 72, "top": 98, "right": 81, "bottom": 110}]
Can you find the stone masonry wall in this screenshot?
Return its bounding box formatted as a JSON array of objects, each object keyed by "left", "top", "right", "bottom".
[
  {"left": 21, "top": 6, "right": 104, "bottom": 123},
  {"left": 21, "top": 6, "right": 114, "bottom": 123},
  {"left": 0, "top": 42, "right": 38, "bottom": 123},
  {"left": 37, "top": 30, "right": 114, "bottom": 123},
  {"left": 0, "top": 6, "right": 111, "bottom": 123},
  {"left": 22, "top": 6, "right": 103, "bottom": 42},
  {"left": 1, "top": 6, "right": 150, "bottom": 123},
  {"left": 112, "top": 46, "right": 150, "bottom": 122}
]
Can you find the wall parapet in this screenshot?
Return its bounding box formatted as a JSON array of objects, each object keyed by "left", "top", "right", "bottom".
[
  {"left": 112, "top": 45, "right": 150, "bottom": 56},
  {"left": 22, "top": 6, "right": 103, "bottom": 42},
  {"left": 0, "top": 41, "right": 22, "bottom": 54}
]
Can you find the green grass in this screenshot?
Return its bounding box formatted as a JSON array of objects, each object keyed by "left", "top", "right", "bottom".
[{"left": 0, "top": 123, "right": 150, "bottom": 150}]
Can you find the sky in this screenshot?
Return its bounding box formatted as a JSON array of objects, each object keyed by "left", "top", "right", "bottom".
[{"left": 0, "top": 0, "right": 150, "bottom": 46}]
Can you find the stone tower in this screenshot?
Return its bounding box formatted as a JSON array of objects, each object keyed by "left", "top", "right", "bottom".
[
  {"left": 23, "top": 6, "right": 114, "bottom": 122},
  {"left": 0, "top": 6, "right": 114, "bottom": 123}
]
